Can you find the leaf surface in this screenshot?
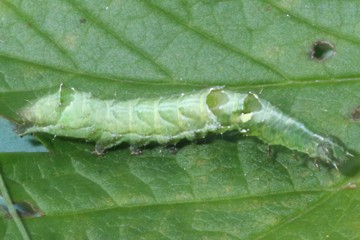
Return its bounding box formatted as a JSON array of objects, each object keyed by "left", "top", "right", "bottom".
[{"left": 0, "top": 0, "right": 360, "bottom": 239}]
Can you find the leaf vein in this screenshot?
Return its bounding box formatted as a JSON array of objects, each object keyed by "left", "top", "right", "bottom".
[
  {"left": 3, "top": 0, "right": 79, "bottom": 70},
  {"left": 64, "top": 0, "right": 174, "bottom": 80},
  {"left": 142, "top": 0, "right": 290, "bottom": 81}
]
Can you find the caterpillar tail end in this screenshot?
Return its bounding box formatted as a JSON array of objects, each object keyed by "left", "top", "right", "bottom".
[
  {"left": 14, "top": 122, "right": 35, "bottom": 137},
  {"left": 14, "top": 123, "right": 27, "bottom": 137}
]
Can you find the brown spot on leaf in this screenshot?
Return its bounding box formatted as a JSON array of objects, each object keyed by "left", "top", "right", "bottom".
[
  {"left": 0, "top": 198, "right": 44, "bottom": 218},
  {"left": 351, "top": 106, "right": 360, "bottom": 121}
]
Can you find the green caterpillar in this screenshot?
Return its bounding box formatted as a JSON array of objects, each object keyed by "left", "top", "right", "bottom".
[{"left": 18, "top": 86, "right": 352, "bottom": 168}]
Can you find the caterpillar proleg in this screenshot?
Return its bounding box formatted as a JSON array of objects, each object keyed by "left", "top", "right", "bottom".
[{"left": 18, "top": 86, "right": 353, "bottom": 168}]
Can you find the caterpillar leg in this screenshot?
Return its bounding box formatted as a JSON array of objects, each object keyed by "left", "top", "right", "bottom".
[
  {"left": 314, "top": 159, "right": 321, "bottom": 170},
  {"left": 130, "top": 146, "right": 143, "bottom": 155},
  {"left": 93, "top": 143, "right": 106, "bottom": 155},
  {"left": 94, "top": 134, "right": 125, "bottom": 155},
  {"left": 267, "top": 144, "right": 271, "bottom": 159},
  {"left": 167, "top": 145, "right": 178, "bottom": 155},
  {"left": 331, "top": 162, "right": 339, "bottom": 171}
]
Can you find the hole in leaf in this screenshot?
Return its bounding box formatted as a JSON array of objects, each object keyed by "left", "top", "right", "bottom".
[{"left": 311, "top": 41, "right": 335, "bottom": 61}]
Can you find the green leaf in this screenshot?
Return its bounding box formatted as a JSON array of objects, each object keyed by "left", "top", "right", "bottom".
[{"left": 1, "top": 0, "right": 360, "bottom": 239}]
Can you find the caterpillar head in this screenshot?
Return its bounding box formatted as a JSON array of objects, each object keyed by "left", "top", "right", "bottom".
[{"left": 317, "top": 137, "right": 355, "bottom": 170}]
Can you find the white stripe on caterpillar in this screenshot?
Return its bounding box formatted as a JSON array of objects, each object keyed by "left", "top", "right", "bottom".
[{"left": 17, "top": 86, "right": 353, "bottom": 168}]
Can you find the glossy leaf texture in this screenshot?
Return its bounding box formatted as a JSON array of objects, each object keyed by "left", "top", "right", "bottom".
[{"left": 0, "top": 0, "right": 360, "bottom": 239}]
